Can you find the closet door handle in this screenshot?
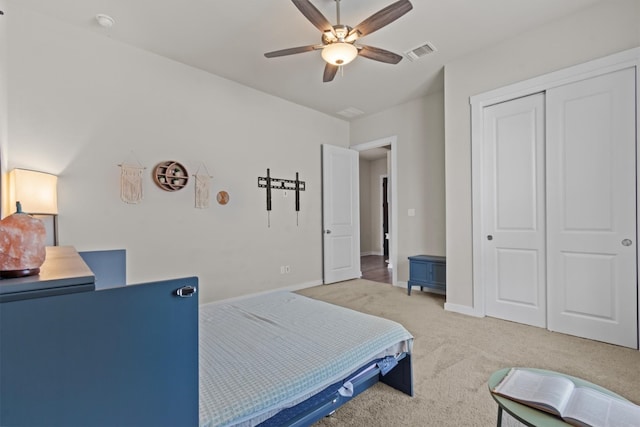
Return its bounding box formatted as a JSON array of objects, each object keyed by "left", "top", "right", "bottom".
[
  {"left": 325, "top": 230, "right": 332, "bottom": 234},
  {"left": 622, "top": 239, "right": 632, "bottom": 246},
  {"left": 487, "top": 235, "right": 493, "bottom": 241}
]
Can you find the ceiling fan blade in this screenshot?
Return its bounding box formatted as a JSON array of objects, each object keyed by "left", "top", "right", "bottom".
[
  {"left": 264, "top": 45, "right": 318, "bottom": 58},
  {"left": 350, "top": 0, "right": 413, "bottom": 38},
  {"left": 292, "top": 0, "right": 334, "bottom": 33},
  {"left": 323, "top": 63, "right": 339, "bottom": 82},
  {"left": 358, "top": 45, "right": 403, "bottom": 64}
]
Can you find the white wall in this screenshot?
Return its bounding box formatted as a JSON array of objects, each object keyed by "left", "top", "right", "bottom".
[
  {"left": 351, "top": 92, "right": 446, "bottom": 282},
  {"left": 5, "top": 4, "right": 349, "bottom": 303},
  {"left": 444, "top": 0, "right": 640, "bottom": 307},
  {"left": 358, "top": 158, "right": 372, "bottom": 253},
  {"left": 359, "top": 157, "right": 388, "bottom": 255},
  {"left": 0, "top": 0, "right": 7, "bottom": 216},
  {"left": 367, "top": 157, "right": 387, "bottom": 255}
]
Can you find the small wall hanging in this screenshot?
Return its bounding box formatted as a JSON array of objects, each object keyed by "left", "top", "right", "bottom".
[
  {"left": 153, "top": 161, "right": 188, "bottom": 192},
  {"left": 216, "top": 191, "right": 230, "bottom": 205},
  {"left": 118, "top": 154, "right": 146, "bottom": 204},
  {"left": 193, "top": 163, "right": 213, "bottom": 209},
  {"left": 258, "top": 169, "right": 305, "bottom": 227}
]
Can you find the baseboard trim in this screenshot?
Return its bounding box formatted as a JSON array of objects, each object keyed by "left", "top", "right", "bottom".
[
  {"left": 360, "top": 251, "right": 383, "bottom": 257},
  {"left": 206, "top": 280, "right": 323, "bottom": 305},
  {"left": 210, "top": 281, "right": 484, "bottom": 320},
  {"left": 395, "top": 281, "right": 406, "bottom": 289},
  {"left": 397, "top": 281, "right": 446, "bottom": 295},
  {"left": 444, "top": 302, "right": 484, "bottom": 318},
  {"left": 285, "top": 279, "right": 324, "bottom": 292}
]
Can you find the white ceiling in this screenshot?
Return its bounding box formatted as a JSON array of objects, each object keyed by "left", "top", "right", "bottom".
[{"left": 12, "top": 0, "right": 602, "bottom": 120}]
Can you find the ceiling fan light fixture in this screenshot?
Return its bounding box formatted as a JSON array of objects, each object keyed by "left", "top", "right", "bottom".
[
  {"left": 323, "top": 30, "right": 338, "bottom": 43},
  {"left": 344, "top": 30, "right": 360, "bottom": 43},
  {"left": 264, "top": 0, "right": 413, "bottom": 82},
  {"left": 321, "top": 42, "right": 358, "bottom": 66}
]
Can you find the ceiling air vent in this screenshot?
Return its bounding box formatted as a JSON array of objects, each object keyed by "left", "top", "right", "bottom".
[
  {"left": 404, "top": 42, "right": 437, "bottom": 62},
  {"left": 337, "top": 107, "right": 365, "bottom": 119}
]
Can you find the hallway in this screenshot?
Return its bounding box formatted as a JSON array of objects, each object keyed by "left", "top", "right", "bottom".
[{"left": 360, "top": 255, "right": 392, "bottom": 285}]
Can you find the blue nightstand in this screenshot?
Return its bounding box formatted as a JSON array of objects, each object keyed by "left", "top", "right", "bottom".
[{"left": 407, "top": 255, "right": 446, "bottom": 295}]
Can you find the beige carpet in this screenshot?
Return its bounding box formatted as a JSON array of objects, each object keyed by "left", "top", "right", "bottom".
[{"left": 296, "top": 279, "right": 640, "bottom": 426}]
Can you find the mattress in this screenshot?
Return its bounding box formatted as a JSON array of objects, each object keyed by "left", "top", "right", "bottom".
[{"left": 199, "top": 291, "right": 413, "bottom": 427}]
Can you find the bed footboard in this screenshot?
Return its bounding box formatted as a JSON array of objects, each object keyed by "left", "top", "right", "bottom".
[
  {"left": 381, "top": 353, "right": 413, "bottom": 396},
  {"left": 259, "top": 352, "right": 413, "bottom": 427}
]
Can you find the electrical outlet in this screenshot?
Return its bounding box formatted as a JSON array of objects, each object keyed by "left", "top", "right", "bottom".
[{"left": 285, "top": 265, "right": 291, "bottom": 274}]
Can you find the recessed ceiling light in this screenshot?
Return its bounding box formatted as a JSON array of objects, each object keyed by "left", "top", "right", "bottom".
[{"left": 96, "top": 14, "right": 115, "bottom": 28}]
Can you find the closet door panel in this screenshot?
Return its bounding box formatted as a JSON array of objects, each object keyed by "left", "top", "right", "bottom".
[
  {"left": 546, "top": 67, "right": 637, "bottom": 348},
  {"left": 562, "top": 90, "right": 613, "bottom": 230},
  {"left": 561, "top": 252, "right": 615, "bottom": 318},
  {"left": 483, "top": 93, "right": 546, "bottom": 327}
]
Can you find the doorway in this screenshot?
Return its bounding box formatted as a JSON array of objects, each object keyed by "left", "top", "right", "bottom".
[
  {"left": 353, "top": 137, "right": 398, "bottom": 285},
  {"left": 361, "top": 174, "right": 391, "bottom": 284}
]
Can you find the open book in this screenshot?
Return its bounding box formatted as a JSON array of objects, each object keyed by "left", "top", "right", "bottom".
[{"left": 491, "top": 368, "right": 640, "bottom": 427}]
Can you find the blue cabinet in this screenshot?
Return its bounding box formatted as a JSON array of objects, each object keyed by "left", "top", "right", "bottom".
[
  {"left": 0, "top": 247, "right": 199, "bottom": 427},
  {"left": 407, "top": 255, "right": 446, "bottom": 295}
]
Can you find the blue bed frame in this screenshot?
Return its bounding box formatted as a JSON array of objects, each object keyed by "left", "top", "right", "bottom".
[{"left": 259, "top": 352, "right": 413, "bottom": 426}]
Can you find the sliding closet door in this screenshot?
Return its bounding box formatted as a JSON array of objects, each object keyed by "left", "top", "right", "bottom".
[
  {"left": 546, "top": 68, "right": 637, "bottom": 348},
  {"left": 483, "top": 93, "right": 547, "bottom": 328}
]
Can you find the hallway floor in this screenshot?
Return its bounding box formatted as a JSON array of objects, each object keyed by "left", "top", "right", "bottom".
[{"left": 360, "top": 255, "right": 392, "bottom": 285}]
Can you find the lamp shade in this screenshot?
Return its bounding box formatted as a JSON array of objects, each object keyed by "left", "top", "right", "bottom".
[
  {"left": 321, "top": 42, "right": 358, "bottom": 66},
  {"left": 9, "top": 169, "right": 58, "bottom": 214}
]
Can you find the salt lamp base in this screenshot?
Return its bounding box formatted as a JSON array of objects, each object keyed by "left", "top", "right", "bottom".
[{"left": 0, "top": 268, "right": 41, "bottom": 279}]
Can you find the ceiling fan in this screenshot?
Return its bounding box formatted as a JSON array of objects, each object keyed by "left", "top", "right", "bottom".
[{"left": 264, "top": 0, "right": 413, "bottom": 82}]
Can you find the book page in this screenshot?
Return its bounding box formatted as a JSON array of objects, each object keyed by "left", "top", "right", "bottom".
[
  {"left": 563, "top": 387, "right": 640, "bottom": 427},
  {"left": 492, "top": 369, "right": 576, "bottom": 415}
]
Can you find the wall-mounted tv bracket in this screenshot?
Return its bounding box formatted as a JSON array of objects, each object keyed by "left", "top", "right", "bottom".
[{"left": 258, "top": 169, "right": 306, "bottom": 227}]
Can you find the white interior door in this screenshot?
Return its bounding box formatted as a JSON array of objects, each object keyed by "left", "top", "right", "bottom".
[
  {"left": 483, "top": 93, "right": 547, "bottom": 327},
  {"left": 322, "top": 144, "right": 361, "bottom": 284},
  {"left": 546, "top": 68, "right": 637, "bottom": 348}
]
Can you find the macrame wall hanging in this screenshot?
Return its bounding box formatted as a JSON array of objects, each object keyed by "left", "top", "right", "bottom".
[
  {"left": 194, "top": 163, "right": 213, "bottom": 209},
  {"left": 118, "top": 154, "right": 146, "bottom": 204}
]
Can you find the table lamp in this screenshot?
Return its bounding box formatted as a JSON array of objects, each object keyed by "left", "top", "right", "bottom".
[{"left": 8, "top": 168, "right": 59, "bottom": 246}]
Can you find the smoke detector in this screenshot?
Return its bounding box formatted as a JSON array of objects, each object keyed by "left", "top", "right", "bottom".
[{"left": 96, "top": 14, "right": 115, "bottom": 28}]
